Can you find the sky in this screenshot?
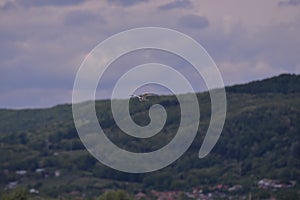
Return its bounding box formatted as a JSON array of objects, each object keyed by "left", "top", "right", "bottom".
[{"left": 0, "top": 0, "right": 300, "bottom": 108}]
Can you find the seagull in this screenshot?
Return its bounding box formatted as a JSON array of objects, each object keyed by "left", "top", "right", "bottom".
[{"left": 130, "top": 93, "right": 158, "bottom": 102}]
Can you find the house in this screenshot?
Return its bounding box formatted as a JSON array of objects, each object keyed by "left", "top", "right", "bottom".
[
  {"left": 258, "top": 178, "right": 296, "bottom": 189},
  {"left": 228, "top": 184, "right": 242, "bottom": 192},
  {"left": 16, "top": 170, "right": 27, "bottom": 175},
  {"left": 29, "top": 188, "right": 39, "bottom": 194},
  {"left": 55, "top": 170, "right": 60, "bottom": 177},
  {"left": 135, "top": 192, "right": 146, "bottom": 199},
  {"left": 7, "top": 181, "right": 18, "bottom": 189},
  {"left": 35, "top": 168, "right": 45, "bottom": 173}
]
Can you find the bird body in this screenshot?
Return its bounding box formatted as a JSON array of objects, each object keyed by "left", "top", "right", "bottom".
[{"left": 130, "top": 93, "right": 158, "bottom": 102}]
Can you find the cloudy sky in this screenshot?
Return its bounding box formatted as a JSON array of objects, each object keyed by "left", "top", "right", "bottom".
[{"left": 1, "top": 0, "right": 300, "bottom": 108}]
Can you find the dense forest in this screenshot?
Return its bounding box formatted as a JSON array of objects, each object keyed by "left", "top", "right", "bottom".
[{"left": 0, "top": 74, "right": 299, "bottom": 199}]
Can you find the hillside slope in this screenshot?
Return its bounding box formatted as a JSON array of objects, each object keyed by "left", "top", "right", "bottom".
[{"left": 0, "top": 74, "right": 299, "bottom": 199}]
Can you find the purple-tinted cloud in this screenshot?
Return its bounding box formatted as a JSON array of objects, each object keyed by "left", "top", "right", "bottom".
[
  {"left": 0, "top": 30, "right": 18, "bottom": 60},
  {"left": 1, "top": 0, "right": 86, "bottom": 10},
  {"left": 178, "top": 14, "right": 209, "bottom": 29},
  {"left": 19, "top": 0, "right": 86, "bottom": 7},
  {"left": 279, "top": 0, "right": 300, "bottom": 6},
  {"left": 159, "top": 0, "right": 191, "bottom": 10},
  {"left": 64, "top": 10, "right": 106, "bottom": 26},
  {"left": 107, "top": 0, "right": 148, "bottom": 7},
  {"left": 200, "top": 22, "right": 300, "bottom": 70},
  {"left": 0, "top": 0, "right": 299, "bottom": 108}
]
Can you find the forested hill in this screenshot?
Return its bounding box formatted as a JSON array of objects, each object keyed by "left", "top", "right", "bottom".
[
  {"left": 0, "top": 73, "right": 299, "bottom": 199},
  {"left": 0, "top": 73, "right": 299, "bottom": 133},
  {"left": 226, "top": 73, "right": 300, "bottom": 94}
]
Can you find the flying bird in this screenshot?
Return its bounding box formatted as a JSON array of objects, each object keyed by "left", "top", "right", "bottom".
[{"left": 130, "top": 93, "right": 158, "bottom": 102}]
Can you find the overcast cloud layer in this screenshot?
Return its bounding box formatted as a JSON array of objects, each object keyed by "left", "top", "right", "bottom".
[{"left": 0, "top": 0, "right": 300, "bottom": 108}]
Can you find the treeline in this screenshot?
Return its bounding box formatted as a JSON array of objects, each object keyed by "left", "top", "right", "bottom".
[{"left": 0, "top": 74, "right": 299, "bottom": 198}]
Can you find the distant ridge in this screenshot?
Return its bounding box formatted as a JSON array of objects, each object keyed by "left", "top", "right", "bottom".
[
  {"left": 226, "top": 73, "right": 300, "bottom": 94},
  {"left": 0, "top": 73, "right": 300, "bottom": 198}
]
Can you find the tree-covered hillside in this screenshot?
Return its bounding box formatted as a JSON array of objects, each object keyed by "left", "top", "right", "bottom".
[{"left": 0, "top": 74, "right": 299, "bottom": 199}]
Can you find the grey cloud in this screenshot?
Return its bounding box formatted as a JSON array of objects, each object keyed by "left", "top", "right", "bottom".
[
  {"left": 0, "top": 88, "right": 72, "bottom": 109},
  {"left": 25, "top": 0, "right": 86, "bottom": 7},
  {"left": 1, "top": 0, "right": 299, "bottom": 108},
  {"left": 278, "top": 0, "right": 300, "bottom": 6},
  {"left": 64, "top": 10, "right": 106, "bottom": 26},
  {"left": 178, "top": 14, "right": 209, "bottom": 29},
  {"left": 159, "top": 0, "right": 191, "bottom": 10},
  {"left": 5, "top": 0, "right": 86, "bottom": 8},
  {"left": 195, "top": 21, "right": 300, "bottom": 73},
  {"left": 107, "top": 0, "right": 148, "bottom": 7},
  {"left": 0, "top": 41, "right": 16, "bottom": 62},
  {"left": 0, "top": 30, "right": 16, "bottom": 57}
]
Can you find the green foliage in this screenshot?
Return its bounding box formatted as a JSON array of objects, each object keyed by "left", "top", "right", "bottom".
[
  {"left": 97, "top": 190, "right": 133, "bottom": 200},
  {"left": 0, "top": 74, "right": 300, "bottom": 198},
  {"left": 1, "top": 187, "right": 28, "bottom": 200},
  {"left": 254, "top": 189, "right": 271, "bottom": 199},
  {"left": 276, "top": 189, "right": 300, "bottom": 200},
  {"left": 227, "top": 73, "right": 300, "bottom": 94}
]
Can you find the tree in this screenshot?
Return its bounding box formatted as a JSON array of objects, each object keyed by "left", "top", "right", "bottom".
[
  {"left": 97, "top": 190, "right": 133, "bottom": 200},
  {"left": 276, "top": 189, "right": 300, "bottom": 200},
  {"left": 1, "top": 187, "right": 28, "bottom": 200}
]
